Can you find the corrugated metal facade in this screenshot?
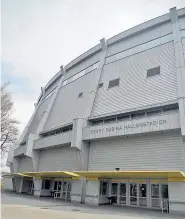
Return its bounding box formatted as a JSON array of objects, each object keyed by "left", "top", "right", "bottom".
[
  {"left": 44, "top": 78, "right": 60, "bottom": 98},
  {"left": 23, "top": 95, "right": 53, "bottom": 141},
  {"left": 37, "top": 146, "right": 81, "bottom": 171},
  {"left": 179, "top": 16, "right": 185, "bottom": 30},
  {"left": 106, "top": 21, "right": 172, "bottom": 57},
  {"left": 65, "top": 52, "right": 100, "bottom": 79},
  {"left": 43, "top": 70, "right": 97, "bottom": 131},
  {"left": 91, "top": 42, "right": 178, "bottom": 117},
  {"left": 182, "top": 38, "right": 185, "bottom": 62},
  {"left": 88, "top": 131, "right": 185, "bottom": 171},
  {"left": 18, "top": 156, "right": 33, "bottom": 172}
]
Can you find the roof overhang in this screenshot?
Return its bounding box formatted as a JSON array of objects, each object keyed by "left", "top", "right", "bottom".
[
  {"left": 21, "top": 171, "right": 80, "bottom": 178},
  {"left": 74, "top": 170, "right": 185, "bottom": 181},
  {"left": 2, "top": 172, "right": 32, "bottom": 178}
]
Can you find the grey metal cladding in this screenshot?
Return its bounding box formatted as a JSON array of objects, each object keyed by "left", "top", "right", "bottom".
[
  {"left": 43, "top": 70, "right": 97, "bottom": 131},
  {"left": 182, "top": 38, "right": 185, "bottom": 62},
  {"left": 23, "top": 95, "right": 53, "bottom": 141},
  {"left": 147, "top": 66, "right": 160, "bottom": 77},
  {"left": 37, "top": 146, "right": 81, "bottom": 171},
  {"left": 107, "top": 21, "right": 172, "bottom": 57},
  {"left": 88, "top": 131, "right": 185, "bottom": 172},
  {"left": 65, "top": 52, "right": 101, "bottom": 80},
  {"left": 44, "top": 79, "right": 59, "bottom": 98},
  {"left": 179, "top": 16, "right": 185, "bottom": 30},
  {"left": 18, "top": 156, "right": 33, "bottom": 172},
  {"left": 91, "top": 42, "right": 178, "bottom": 117}
]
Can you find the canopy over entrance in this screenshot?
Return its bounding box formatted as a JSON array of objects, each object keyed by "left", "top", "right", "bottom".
[
  {"left": 21, "top": 171, "right": 80, "bottom": 178},
  {"left": 3, "top": 170, "right": 185, "bottom": 181},
  {"left": 74, "top": 170, "right": 185, "bottom": 181},
  {"left": 2, "top": 172, "right": 32, "bottom": 178}
]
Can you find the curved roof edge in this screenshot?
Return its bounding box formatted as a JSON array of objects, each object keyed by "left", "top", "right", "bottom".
[{"left": 44, "top": 7, "right": 185, "bottom": 92}]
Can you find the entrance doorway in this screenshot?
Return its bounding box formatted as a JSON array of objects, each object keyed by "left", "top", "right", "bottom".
[
  {"left": 129, "top": 183, "right": 137, "bottom": 205},
  {"left": 111, "top": 183, "right": 118, "bottom": 204},
  {"left": 110, "top": 182, "right": 148, "bottom": 207},
  {"left": 120, "top": 183, "right": 127, "bottom": 204},
  {"left": 151, "top": 184, "right": 168, "bottom": 208},
  {"left": 109, "top": 181, "right": 168, "bottom": 209},
  {"left": 54, "top": 180, "right": 71, "bottom": 201},
  {"left": 28, "top": 180, "right": 34, "bottom": 194}
]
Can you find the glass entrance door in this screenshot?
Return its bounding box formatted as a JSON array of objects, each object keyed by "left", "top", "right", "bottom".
[
  {"left": 28, "top": 180, "right": 34, "bottom": 194},
  {"left": 129, "top": 183, "right": 137, "bottom": 205},
  {"left": 151, "top": 184, "right": 160, "bottom": 208},
  {"left": 54, "top": 181, "right": 62, "bottom": 197},
  {"left": 111, "top": 183, "right": 118, "bottom": 204},
  {"left": 139, "top": 184, "right": 147, "bottom": 206},
  {"left": 120, "top": 183, "right": 127, "bottom": 205}
]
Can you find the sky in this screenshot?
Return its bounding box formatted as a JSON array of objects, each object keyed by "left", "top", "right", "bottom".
[{"left": 1, "top": 0, "right": 185, "bottom": 134}]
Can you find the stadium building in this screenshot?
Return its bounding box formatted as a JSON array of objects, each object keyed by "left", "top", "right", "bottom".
[{"left": 5, "top": 7, "right": 185, "bottom": 214}]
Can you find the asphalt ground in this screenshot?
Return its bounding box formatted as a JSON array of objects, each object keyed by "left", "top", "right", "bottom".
[{"left": 1, "top": 190, "right": 185, "bottom": 219}]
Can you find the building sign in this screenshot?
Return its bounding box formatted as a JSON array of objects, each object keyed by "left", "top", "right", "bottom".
[
  {"left": 90, "top": 119, "right": 167, "bottom": 134},
  {"left": 82, "top": 113, "right": 180, "bottom": 140}
]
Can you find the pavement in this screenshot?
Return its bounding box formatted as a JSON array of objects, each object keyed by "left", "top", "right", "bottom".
[{"left": 1, "top": 190, "right": 185, "bottom": 219}]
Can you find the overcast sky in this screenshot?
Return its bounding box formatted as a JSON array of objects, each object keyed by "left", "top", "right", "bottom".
[{"left": 1, "top": 0, "right": 185, "bottom": 133}]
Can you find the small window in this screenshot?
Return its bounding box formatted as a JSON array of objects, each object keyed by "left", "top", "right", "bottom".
[
  {"left": 131, "top": 112, "right": 146, "bottom": 119},
  {"left": 117, "top": 114, "right": 130, "bottom": 121},
  {"left": 147, "top": 66, "right": 160, "bottom": 77},
  {"left": 147, "top": 109, "right": 162, "bottom": 117},
  {"left": 92, "top": 120, "right": 103, "bottom": 126},
  {"left": 108, "top": 78, "right": 120, "bottom": 88},
  {"left": 98, "top": 83, "right": 103, "bottom": 88},
  {"left": 163, "top": 104, "right": 179, "bottom": 113},
  {"left": 99, "top": 181, "right": 108, "bottom": 195},
  {"left": 104, "top": 118, "right": 116, "bottom": 124},
  {"left": 78, "top": 92, "right": 83, "bottom": 98},
  {"left": 42, "top": 180, "right": 51, "bottom": 189}
]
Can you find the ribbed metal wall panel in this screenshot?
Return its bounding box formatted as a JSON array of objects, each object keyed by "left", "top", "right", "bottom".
[
  {"left": 65, "top": 52, "right": 100, "bottom": 80},
  {"left": 44, "top": 70, "right": 97, "bottom": 131},
  {"left": 182, "top": 38, "right": 185, "bottom": 62},
  {"left": 88, "top": 131, "right": 185, "bottom": 171},
  {"left": 44, "top": 79, "right": 59, "bottom": 98},
  {"left": 18, "top": 156, "right": 33, "bottom": 172},
  {"left": 91, "top": 42, "right": 178, "bottom": 117},
  {"left": 107, "top": 21, "right": 172, "bottom": 57},
  {"left": 37, "top": 146, "right": 81, "bottom": 171},
  {"left": 23, "top": 95, "right": 53, "bottom": 141},
  {"left": 179, "top": 16, "right": 185, "bottom": 30}
]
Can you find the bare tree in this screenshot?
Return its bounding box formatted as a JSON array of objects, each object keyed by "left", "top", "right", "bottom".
[{"left": 1, "top": 82, "right": 19, "bottom": 154}]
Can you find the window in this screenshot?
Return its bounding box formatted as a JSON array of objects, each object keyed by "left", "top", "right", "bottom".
[
  {"left": 78, "top": 92, "right": 83, "bottom": 98},
  {"left": 100, "top": 181, "right": 108, "bottom": 195},
  {"left": 131, "top": 112, "right": 146, "bottom": 119},
  {"left": 104, "top": 117, "right": 116, "bottom": 124},
  {"left": 117, "top": 114, "right": 130, "bottom": 121},
  {"left": 108, "top": 78, "right": 120, "bottom": 88},
  {"left": 147, "top": 66, "right": 160, "bottom": 77},
  {"left": 147, "top": 109, "right": 162, "bottom": 117},
  {"left": 98, "top": 83, "right": 103, "bottom": 88},
  {"left": 92, "top": 120, "right": 103, "bottom": 126},
  {"left": 42, "top": 125, "right": 73, "bottom": 138},
  {"left": 163, "top": 104, "right": 179, "bottom": 113},
  {"left": 42, "top": 179, "right": 51, "bottom": 189},
  {"left": 111, "top": 183, "right": 118, "bottom": 195}
]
